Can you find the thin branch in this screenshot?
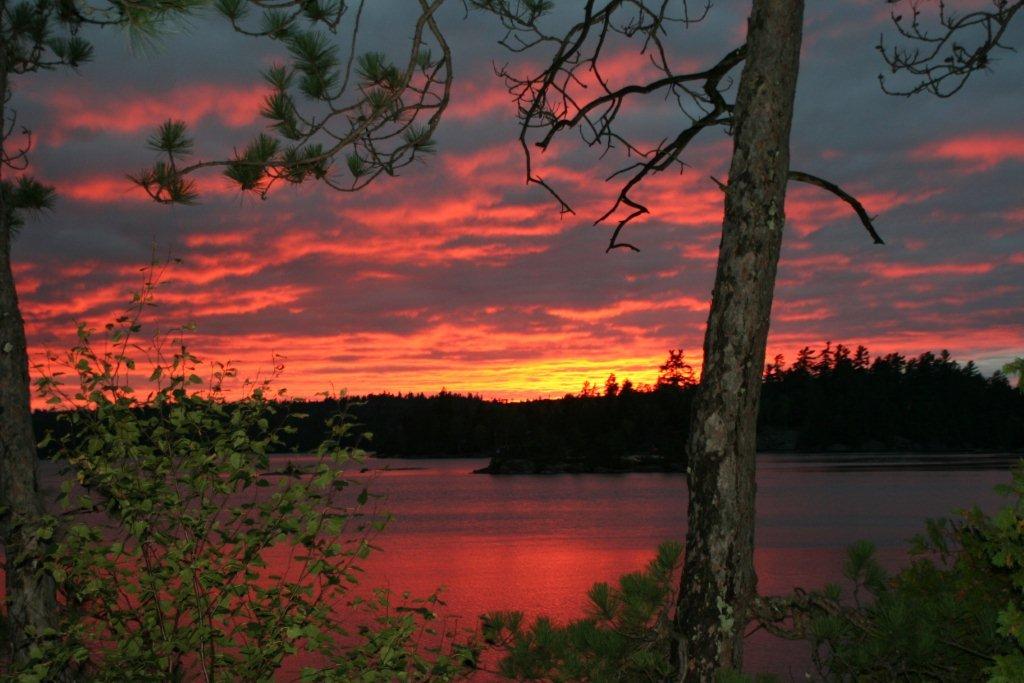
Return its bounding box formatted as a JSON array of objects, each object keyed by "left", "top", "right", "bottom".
[
  {"left": 879, "top": 0, "right": 1022, "bottom": 97},
  {"left": 475, "top": 1, "right": 746, "bottom": 252},
  {"left": 788, "top": 170, "right": 884, "bottom": 245},
  {"left": 132, "top": 0, "right": 453, "bottom": 204}
]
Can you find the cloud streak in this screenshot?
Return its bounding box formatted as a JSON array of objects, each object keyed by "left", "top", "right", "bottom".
[{"left": 12, "top": 2, "right": 1024, "bottom": 401}]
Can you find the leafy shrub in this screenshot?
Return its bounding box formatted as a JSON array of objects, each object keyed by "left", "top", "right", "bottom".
[
  {"left": 482, "top": 541, "right": 683, "bottom": 682},
  {"left": 758, "top": 466, "right": 1024, "bottom": 681},
  {"left": 4, "top": 268, "right": 474, "bottom": 681},
  {"left": 480, "top": 463, "right": 1024, "bottom": 682}
]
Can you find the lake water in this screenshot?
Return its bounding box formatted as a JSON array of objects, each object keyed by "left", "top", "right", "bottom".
[
  {"left": 351, "top": 453, "right": 1017, "bottom": 679},
  {"left": 14, "top": 453, "right": 1019, "bottom": 679}
]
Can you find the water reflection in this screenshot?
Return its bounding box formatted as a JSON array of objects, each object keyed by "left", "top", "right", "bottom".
[
  {"left": 22, "top": 452, "right": 1018, "bottom": 679},
  {"left": 354, "top": 453, "right": 1014, "bottom": 677}
]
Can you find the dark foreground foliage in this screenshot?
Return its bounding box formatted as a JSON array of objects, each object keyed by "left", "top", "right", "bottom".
[
  {"left": 482, "top": 542, "right": 684, "bottom": 682},
  {"left": 484, "top": 464, "right": 1024, "bottom": 681},
  {"left": 5, "top": 283, "right": 476, "bottom": 681},
  {"left": 757, "top": 463, "right": 1024, "bottom": 681}
]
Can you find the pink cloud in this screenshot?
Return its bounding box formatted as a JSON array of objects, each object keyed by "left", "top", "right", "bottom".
[
  {"left": 867, "top": 261, "right": 995, "bottom": 279},
  {"left": 914, "top": 133, "right": 1024, "bottom": 173},
  {"left": 547, "top": 296, "right": 707, "bottom": 323},
  {"left": 41, "top": 83, "right": 268, "bottom": 145}
]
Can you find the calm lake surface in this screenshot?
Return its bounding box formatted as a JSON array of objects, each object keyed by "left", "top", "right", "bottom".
[
  {"left": 350, "top": 453, "right": 1017, "bottom": 679},
  {"left": 19, "top": 453, "right": 1018, "bottom": 679}
]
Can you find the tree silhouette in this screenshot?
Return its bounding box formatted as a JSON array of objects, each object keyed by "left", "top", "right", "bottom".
[
  {"left": 1004, "top": 357, "right": 1024, "bottom": 390},
  {"left": 657, "top": 349, "right": 696, "bottom": 389},
  {"left": 603, "top": 373, "right": 620, "bottom": 397},
  {"left": 33, "top": 343, "right": 1020, "bottom": 460}
]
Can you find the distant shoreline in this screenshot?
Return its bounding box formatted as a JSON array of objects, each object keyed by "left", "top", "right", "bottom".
[
  {"left": 433, "top": 451, "right": 1022, "bottom": 475},
  {"left": 372, "top": 449, "right": 1024, "bottom": 459}
]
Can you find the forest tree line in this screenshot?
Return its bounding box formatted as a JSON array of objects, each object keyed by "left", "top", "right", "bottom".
[{"left": 33, "top": 343, "right": 1024, "bottom": 471}]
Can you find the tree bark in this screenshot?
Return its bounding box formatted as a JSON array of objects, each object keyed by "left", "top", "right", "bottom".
[
  {"left": 673, "top": 0, "right": 804, "bottom": 679},
  {"left": 0, "top": 34, "right": 61, "bottom": 664}
]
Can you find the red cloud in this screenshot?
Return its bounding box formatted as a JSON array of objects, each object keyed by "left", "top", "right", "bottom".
[
  {"left": 54, "top": 176, "right": 147, "bottom": 203},
  {"left": 183, "top": 230, "right": 259, "bottom": 248},
  {"left": 547, "top": 296, "right": 707, "bottom": 323},
  {"left": 866, "top": 261, "right": 995, "bottom": 279},
  {"left": 914, "top": 133, "right": 1024, "bottom": 173},
  {"left": 41, "top": 83, "right": 268, "bottom": 144},
  {"left": 446, "top": 80, "right": 516, "bottom": 121},
  {"left": 443, "top": 143, "right": 519, "bottom": 178},
  {"left": 52, "top": 169, "right": 245, "bottom": 205},
  {"left": 1004, "top": 208, "right": 1024, "bottom": 223},
  {"left": 22, "top": 237, "right": 1022, "bottom": 402},
  {"left": 158, "top": 284, "right": 312, "bottom": 317},
  {"left": 786, "top": 186, "right": 939, "bottom": 238}
]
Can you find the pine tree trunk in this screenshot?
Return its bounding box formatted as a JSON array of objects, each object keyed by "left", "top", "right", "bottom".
[
  {"left": 0, "top": 49, "right": 61, "bottom": 665},
  {"left": 673, "top": 0, "right": 804, "bottom": 678}
]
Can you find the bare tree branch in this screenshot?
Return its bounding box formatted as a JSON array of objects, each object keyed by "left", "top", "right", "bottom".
[
  {"left": 478, "top": 3, "right": 883, "bottom": 252},
  {"left": 475, "top": 1, "right": 749, "bottom": 250},
  {"left": 879, "top": 0, "right": 1022, "bottom": 97},
  {"left": 788, "top": 170, "right": 884, "bottom": 245}
]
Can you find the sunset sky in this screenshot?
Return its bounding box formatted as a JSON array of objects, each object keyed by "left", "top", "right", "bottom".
[{"left": 13, "top": 1, "right": 1024, "bottom": 400}]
